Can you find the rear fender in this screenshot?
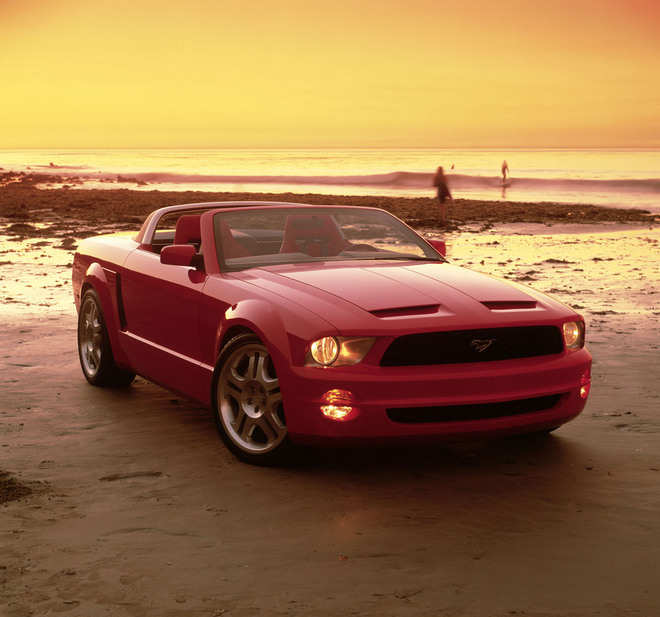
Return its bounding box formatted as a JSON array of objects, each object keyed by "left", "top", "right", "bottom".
[{"left": 80, "top": 262, "right": 132, "bottom": 369}]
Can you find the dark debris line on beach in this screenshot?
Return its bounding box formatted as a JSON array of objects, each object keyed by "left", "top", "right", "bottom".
[
  {"left": 0, "top": 186, "right": 657, "bottom": 240},
  {"left": 0, "top": 470, "right": 35, "bottom": 505}
]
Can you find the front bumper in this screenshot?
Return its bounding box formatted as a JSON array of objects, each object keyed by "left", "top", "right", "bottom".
[{"left": 280, "top": 348, "right": 592, "bottom": 445}]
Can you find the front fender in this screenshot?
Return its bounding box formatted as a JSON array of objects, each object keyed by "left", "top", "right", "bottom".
[
  {"left": 198, "top": 277, "right": 339, "bottom": 406},
  {"left": 217, "top": 297, "right": 335, "bottom": 367},
  {"left": 200, "top": 296, "right": 336, "bottom": 419}
]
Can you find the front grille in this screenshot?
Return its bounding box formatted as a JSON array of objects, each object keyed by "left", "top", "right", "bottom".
[
  {"left": 387, "top": 394, "right": 562, "bottom": 424},
  {"left": 380, "top": 325, "right": 563, "bottom": 367}
]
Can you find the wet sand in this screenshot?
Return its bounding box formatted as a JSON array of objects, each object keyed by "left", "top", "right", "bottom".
[{"left": 1, "top": 187, "right": 660, "bottom": 616}]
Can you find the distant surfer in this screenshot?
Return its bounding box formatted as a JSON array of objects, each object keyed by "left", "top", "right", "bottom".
[
  {"left": 432, "top": 166, "right": 454, "bottom": 223},
  {"left": 501, "top": 160, "right": 509, "bottom": 183}
]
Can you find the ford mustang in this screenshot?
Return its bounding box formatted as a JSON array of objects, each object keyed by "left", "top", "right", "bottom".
[{"left": 72, "top": 201, "right": 592, "bottom": 464}]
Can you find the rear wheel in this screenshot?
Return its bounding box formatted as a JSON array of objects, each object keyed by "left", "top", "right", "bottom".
[
  {"left": 78, "top": 289, "right": 135, "bottom": 387},
  {"left": 212, "top": 333, "right": 291, "bottom": 465}
]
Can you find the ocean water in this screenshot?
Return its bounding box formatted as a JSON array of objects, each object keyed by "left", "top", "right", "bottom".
[{"left": 1, "top": 148, "right": 658, "bottom": 213}]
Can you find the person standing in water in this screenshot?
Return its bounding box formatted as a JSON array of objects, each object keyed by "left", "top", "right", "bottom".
[
  {"left": 432, "top": 166, "right": 454, "bottom": 223},
  {"left": 501, "top": 160, "right": 509, "bottom": 183}
]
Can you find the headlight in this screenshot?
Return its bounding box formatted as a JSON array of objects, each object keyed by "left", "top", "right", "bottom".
[
  {"left": 563, "top": 320, "right": 585, "bottom": 350},
  {"left": 308, "top": 336, "right": 375, "bottom": 367},
  {"left": 310, "top": 337, "right": 339, "bottom": 365}
]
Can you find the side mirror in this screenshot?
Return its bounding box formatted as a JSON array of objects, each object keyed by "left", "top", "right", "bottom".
[
  {"left": 160, "top": 244, "right": 197, "bottom": 267},
  {"left": 428, "top": 239, "right": 446, "bottom": 257}
]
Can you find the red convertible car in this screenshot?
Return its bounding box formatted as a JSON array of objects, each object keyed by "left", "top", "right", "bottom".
[{"left": 72, "top": 201, "right": 592, "bottom": 464}]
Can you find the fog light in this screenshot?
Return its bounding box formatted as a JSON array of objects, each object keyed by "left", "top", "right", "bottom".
[
  {"left": 580, "top": 369, "right": 591, "bottom": 399},
  {"left": 321, "top": 389, "right": 354, "bottom": 420}
]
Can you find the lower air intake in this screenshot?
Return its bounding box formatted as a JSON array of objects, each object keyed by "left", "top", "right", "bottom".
[{"left": 387, "top": 394, "right": 562, "bottom": 424}]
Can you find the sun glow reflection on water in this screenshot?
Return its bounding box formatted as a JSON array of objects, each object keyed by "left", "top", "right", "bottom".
[
  {"left": 437, "top": 225, "right": 660, "bottom": 326},
  {"left": 0, "top": 232, "right": 75, "bottom": 318}
]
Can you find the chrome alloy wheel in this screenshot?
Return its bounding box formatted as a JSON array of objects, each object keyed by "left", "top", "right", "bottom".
[
  {"left": 77, "top": 289, "right": 134, "bottom": 387},
  {"left": 216, "top": 336, "right": 287, "bottom": 457},
  {"left": 79, "top": 294, "right": 103, "bottom": 380}
]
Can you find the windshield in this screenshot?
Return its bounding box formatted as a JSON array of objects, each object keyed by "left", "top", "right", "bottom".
[{"left": 212, "top": 206, "right": 444, "bottom": 271}]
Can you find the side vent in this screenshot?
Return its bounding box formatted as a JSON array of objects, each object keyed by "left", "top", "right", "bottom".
[{"left": 115, "top": 272, "right": 128, "bottom": 330}]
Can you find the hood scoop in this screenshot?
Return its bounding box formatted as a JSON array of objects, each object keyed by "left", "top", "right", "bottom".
[
  {"left": 481, "top": 300, "right": 538, "bottom": 310},
  {"left": 370, "top": 304, "right": 442, "bottom": 319}
]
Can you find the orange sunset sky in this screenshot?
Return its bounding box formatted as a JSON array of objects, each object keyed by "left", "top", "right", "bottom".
[{"left": 2, "top": 0, "right": 659, "bottom": 149}]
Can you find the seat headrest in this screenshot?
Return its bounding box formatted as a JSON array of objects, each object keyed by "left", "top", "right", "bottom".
[{"left": 174, "top": 214, "right": 201, "bottom": 245}]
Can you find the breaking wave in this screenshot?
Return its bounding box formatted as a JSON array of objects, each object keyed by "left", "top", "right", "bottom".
[
  {"left": 5, "top": 150, "right": 659, "bottom": 210},
  {"left": 80, "top": 169, "right": 660, "bottom": 195}
]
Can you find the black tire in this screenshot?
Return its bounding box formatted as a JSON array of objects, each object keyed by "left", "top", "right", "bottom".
[
  {"left": 212, "top": 333, "right": 292, "bottom": 465},
  {"left": 77, "top": 289, "right": 135, "bottom": 387}
]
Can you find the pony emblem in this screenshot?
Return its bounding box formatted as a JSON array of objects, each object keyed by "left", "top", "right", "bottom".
[{"left": 470, "top": 339, "right": 497, "bottom": 353}]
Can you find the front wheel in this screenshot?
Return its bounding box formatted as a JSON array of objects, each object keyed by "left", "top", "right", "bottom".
[
  {"left": 212, "top": 333, "right": 291, "bottom": 465},
  {"left": 78, "top": 289, "right": 135, "bottom": 387}
]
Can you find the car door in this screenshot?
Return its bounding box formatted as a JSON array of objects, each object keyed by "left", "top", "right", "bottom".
[{"left": 119, "top": 248, "right": 207, "bottom": 403}]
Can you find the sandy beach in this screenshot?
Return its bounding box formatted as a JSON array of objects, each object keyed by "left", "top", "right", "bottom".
[{"left": 2, "top": 186, "right": 660, "bottom": 616}]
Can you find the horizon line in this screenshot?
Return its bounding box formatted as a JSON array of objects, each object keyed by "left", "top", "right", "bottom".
[{"left": 2, "top": 145, "right": 660, "bottom": 151}]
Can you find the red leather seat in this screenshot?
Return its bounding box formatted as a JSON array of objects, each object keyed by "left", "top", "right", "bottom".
[
  {"left": 279, "top": 214, "right": 351, "bottom": 256},
  {"left": 174, "top": 214, "right": 202, "bottom": 247},
  {"left": 219, "top": 219, "right": 251, "bottom": 259}
]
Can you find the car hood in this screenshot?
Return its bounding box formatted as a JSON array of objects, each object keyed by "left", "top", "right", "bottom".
[{"left": 237, "top": 261, "right": 570, "bottom": 328}]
